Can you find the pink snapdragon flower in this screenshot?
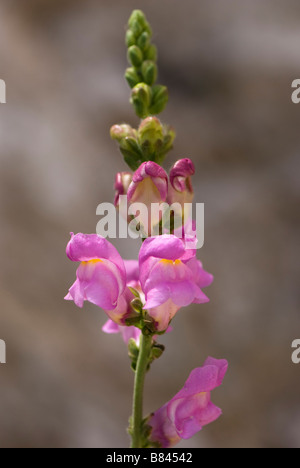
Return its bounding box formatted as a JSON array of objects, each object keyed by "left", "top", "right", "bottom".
[
  {"left": 114, "top": 159, "right": 196, "bottom": 237},
  {"left": 149, "top": 357, "right": 228, "bottom": 448},
  {"left": 65, "top": 233, "right": 134, "bottom": 325},
  {"left": 168, "top": 158, "right": 195, "bottom": 205},
  {"left": 127, "top": 161, "right": 169, "bottom": 207},
  {"left": 167, "top": 158, "right": 195, "bottom": 228},
  {"left": 126, "top": 161, "right": 169, "bottom": 235},
  {"left": 139, "top": 235, "right": 213, "bottom": 331}
]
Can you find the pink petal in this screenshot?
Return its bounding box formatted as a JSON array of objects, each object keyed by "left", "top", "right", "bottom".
[
  {"left": 124, "top": 260, "right": 140, "bottom": 283},
  {"left": 169, "top": 159, "right": 195, "bottom": 193},
  {"left": 65, "top": 279, "right": 85, "bottom": 308},
  {"left": 127, "top": 161, "right": 168, "bottom": 202},
  {"left": 140, "top": 235, "right": 187, "bottom": 263},
  {"left": 102, "top": 319, "right": 120, "bottom": 334},
  {"left": 186, "top": 258, "right": 214, "bottom": 288},
  {"left": 66, "top": 233, "right": 126, "bottom": 281},
  {"left": 148, "top": 299, "right": 180, "bottom": 332},
  {"left": 77, "top": 261, "right": 120, "bottom": 310},
  {"left": 204, "top": 357, "right": 229, "bottom": 386}
]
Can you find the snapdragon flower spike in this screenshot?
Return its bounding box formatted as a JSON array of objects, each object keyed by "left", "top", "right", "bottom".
[
  {"left": 149, "top": 357, "right": 228, "bottom": 448},
  {"left": 168, "top": 158, "right": 195, "bottom": 206},
  {"left": 65, "top": 233, "right": 134, "bottom": 325},
  {"left": 139, "top": 235, "right": 213, "bottom": 331}
]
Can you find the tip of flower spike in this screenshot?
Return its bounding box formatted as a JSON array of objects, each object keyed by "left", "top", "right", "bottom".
[{"left": 125, "top": 10, "right": 169, "bottom": 118}]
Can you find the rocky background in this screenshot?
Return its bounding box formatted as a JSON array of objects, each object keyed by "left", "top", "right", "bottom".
[{"left": 0, "top": 0, "right": 299, "bottom": 448}]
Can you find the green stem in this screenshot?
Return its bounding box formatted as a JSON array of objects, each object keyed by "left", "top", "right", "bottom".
[{"left": 131, "top": 333, "right": 152, "bottom": 448}]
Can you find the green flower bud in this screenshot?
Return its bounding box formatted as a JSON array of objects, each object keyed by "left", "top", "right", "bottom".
[
  {"left": 130, "top": 83, "right": 152, "bottom": 119},
  {"left": 145, "top": 44, "right": 157, "bottom": 62},
  {"left": 128, "top": 287, "right": 141, "bottom": 298},
  {"left": 110, "top": 124, "right": 136, "bottom": 142},
  {"left": 141, "top": 60, "right": 158, "bottom": 86},
  {"left": 128, "top": 45, "right": 144, "bottom": 68},
  {"left": 128, "top": 338, "right": 139, "bottom": 358},
  {"left": 128, "top": 338, "right": 139, "bottom": 372},
  {"left": 129, "top": 10, "right": 152, "bottom": 35},
  {"left": 139, "top": 116, "right": 163, "bottom": 142},
  {"left": 125, "top": 67, "right": 141, "bottom": 88},
  {"left": 138, "top": 117, "right": 163, "bottom": 159},
  {"left": 122, "top": 136, "right": 142, "bottom": 155},
  {"left": 149, "top": 85, "right": 169, "bottom": 115},
  {"left": 162, "top": 125, "right": 176, "bottom": 153},
  {"left": 126, "top": 30, "right": 136, "bottom": 47},
  {"left": 130, "top": 298, "right": 144, "bottom": 314},
  {"left": 129, "top": 21, "right": 143, "bottom": 39},
  {"left": 121, "top": 152, "right": 140, "bottom": 171},
  {"left": 128, "top": 10, "right": 147, "bottom": 29},
  {"left": 119, "top": 136, "right": 143, "bottom": 171},
  {"left": 137, "top": 31, "right": 150, "bottom": 51},
  {"left": 151, "top": 343, "right": 165, "bottom": 360}
]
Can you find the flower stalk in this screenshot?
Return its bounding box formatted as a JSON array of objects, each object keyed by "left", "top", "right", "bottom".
[{"left": 130, "top": 331, "right": 152, "bottom": 448}]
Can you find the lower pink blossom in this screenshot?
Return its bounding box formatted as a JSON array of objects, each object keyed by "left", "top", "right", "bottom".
[
  {"left": 139, "top": 235, "right": 213, "bottom": 331},
  {"left": 149, "top": 357, "right": 228, "bottom": 448},
  {"left": 65, "top": 233, "right": 134, "bottom": 325}
]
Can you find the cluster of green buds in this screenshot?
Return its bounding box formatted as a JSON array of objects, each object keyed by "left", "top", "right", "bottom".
[
  {"left": 128, "top": 338, "right": 165, "bottom": 373},
  {"left": 125, "top": 288, "right": 165, "bottom": 373},
  {"left": 111, "top": 117, "right": 176, "bottom": 170},
  {"left": 125, "top": 10, "right": 169, "bottom": 118}
]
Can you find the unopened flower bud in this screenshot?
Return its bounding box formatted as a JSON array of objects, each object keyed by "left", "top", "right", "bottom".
[
  {"left": 138, "top": 117, "right": 163, "bottom": 159},
  {"left": 130, "top": 298, "right": 144, "bottom": 314},
  {"left": 142, "top": 60, "right": 158, "bottom": 86},
  {"left": 126, "top": 30, "right": 136, "bottom": 48},
  {"left": 128, "top": 337, "right": 139, "bottom": 365},
  {"left": 128, "top": 10, "right": 152, "bottom": 36},
  {"left": 169, "top": 158, "right": 195, "bottom": 194},
  {"left": 120, "top": 136, "right": 142, "bottom": 158},
  {"left": 151, "top": 343, "right": 165, "bottom": 360},
  {"left": 125, "top": 67, "right": 141, "bottom": 89},
  {"left": 137, "top": 31, "right": 151, "bottom": 51},
  {"left": 128, "top": 10, "right": 147, "bottom": 29},
  {"left": 130, "top": 83, "right": 152, "bottom": 119},
  {"left": 149, "top": 85, "right": 169, "bottom": 115},
  {"left": 153, "top": 125, "right": 176, "bottom": 164},
  {"left": 145, "top": 44, "right": 158, "bottom": 62},
  {"left": 128, "top": 45, "right": 143, "bottom": 68},
  {"left": 110, "top": 124, "right": 137, "bottom": 143},
  {"left": 128, "top": 19, "right": 143, "bottom": 39},
  {"left": 168, "top": 159, "right": 196, "bottom": 222}
]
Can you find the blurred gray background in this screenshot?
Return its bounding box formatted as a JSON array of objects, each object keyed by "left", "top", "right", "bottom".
[{"left": 0, "top": 0, "right": 299, "bottom": 448}]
